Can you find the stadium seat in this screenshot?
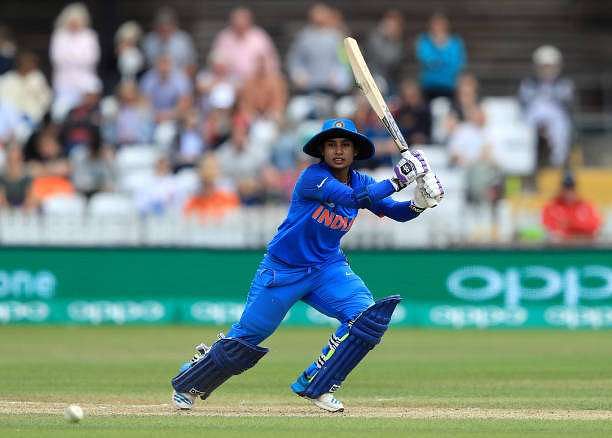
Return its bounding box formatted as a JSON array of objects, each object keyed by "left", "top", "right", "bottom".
[
  {"left": 482, "top": 97, "right": 523, "bottom": 126},
  {"left": 115, "top": 145, "right": 159, "bottom": 174},
  {"left": 42, "top": 194, "right": 87, "bottom": 216},
  {"left": 88, "top": 193, "right": 137, "bottom": 217}
]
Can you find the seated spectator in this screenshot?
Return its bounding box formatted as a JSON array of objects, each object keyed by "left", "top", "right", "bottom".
[
  {"left": 394, "top": 79, "right": 431, "bottom": 144},
  {"left": 60, "top": 83, "right": 102, "bottom": 152},
  {"left": 445, "top": 72, "right": 481, "bottom": 136},
  {"left": 0, "top": 145, "right": 37, "bottom": 211},
  {"left": 519, "top": 45, "right": 574, "bottom": 167},
  {"left": 27, "top": 127, "right": 74, "bottom": 202},
  {"left": 175, "top": 108, "right": 206, "bottom": 169},
  {"left": 448, "top": 108, "right": 503, "bottom": 207},
  {"left": 135, "top": 156, "right": 182, "bottom": 216},
  {"left": 115, "top": 21, "right": 145, "bottom": 82},
  {"left": 50, "top": 3, "right": 101, "bottom": 120},
  {"left": 27, "top": 126, "right": 71, "bottom": 176},
  {"left": 287, "top": 3, "right": 351, "bottom": 95},
  {"left": 416, "top": 13, "right": 466, "bottom": 101},
  {"left": 0, "top": 51, "right": 51, "bottom": 127},
  {"left": 0, "top": 25, "right": 17, "bottom": 75},
  {"left": 184, "top": 154, "right": 239, "bottom": 219},
  {"left": 366, "top": 10, "right": 405, "bottom": 95},
  {"left": 105, "top": 80, "right": 154, "bottom": 146},
  {"left": 448, "top": 107, "right": 489, "bottom": 166},
  {"left": 70, "top": 130, "right": 114, "bottom": 198},
  {"left": 215, "top": 124, "right": 269, "bottom": 204},
  {"left": 240, "top": 55, "right": 288, "bottom": 123},
  {"left": 195, "top": 51, "right": 238, "bottom": 117},
  {"left": 353, "top": 96, "right": 395, "bottom": 169},
  {"left": 142, "top": 7, "right": 196, "bottom": 75},
  {"left": 542, "top": 173, "right": 601, "bottom": 242},
  {"left": 140, "top": 54, "right": 192, "bottom": 122},
  {"left": 210, "top": 7, "right": 280, "bottom": 84}
]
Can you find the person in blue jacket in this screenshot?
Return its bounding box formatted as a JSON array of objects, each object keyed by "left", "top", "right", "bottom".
[
  {"left": 416, "top": 13, "right": 466, "bottom": 101},
  {"left": 171, "top": 118, "right": 444, "bottom": 412}
]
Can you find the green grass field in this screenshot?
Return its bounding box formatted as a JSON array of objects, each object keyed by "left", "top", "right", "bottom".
[{"left": 1, "top": 327, "right": 612, "bottom": 437}]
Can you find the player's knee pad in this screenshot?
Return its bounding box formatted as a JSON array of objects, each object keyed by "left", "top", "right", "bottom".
[
  {"left": 171, "top": 337, "right": 268, "bottom": 400},
  {"left": 297, "top": 295, "right": 401, "bottom": 399}
]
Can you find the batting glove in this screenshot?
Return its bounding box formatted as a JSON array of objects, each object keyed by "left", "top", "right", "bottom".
[{"left": 412, "top": 172, "right": 444, "bottom": 210}]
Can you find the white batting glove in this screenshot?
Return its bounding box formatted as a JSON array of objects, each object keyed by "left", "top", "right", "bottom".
[
  {"left": 400, "top": 149, "right": 431, "bottom": 179},
  {"left": 412, "top": 173, "right": 444, "bottom": 211}
]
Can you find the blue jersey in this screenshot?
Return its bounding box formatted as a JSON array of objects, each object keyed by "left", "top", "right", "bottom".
[{"left": 267, "top": 162, "right": 420, "bottom": 266}]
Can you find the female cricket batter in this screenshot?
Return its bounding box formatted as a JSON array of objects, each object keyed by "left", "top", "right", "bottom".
[{"left": 171, "top": 118, "right": 444, "bottom": 412}]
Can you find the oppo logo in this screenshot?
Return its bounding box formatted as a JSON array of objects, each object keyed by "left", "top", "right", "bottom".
[{"left": 447, "top": 265, "right": 612, "bottom": 306}]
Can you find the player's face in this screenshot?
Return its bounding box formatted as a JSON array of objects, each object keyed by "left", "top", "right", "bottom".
[{"left": 322, "top": 138, "right": 356, "bottom": 170}]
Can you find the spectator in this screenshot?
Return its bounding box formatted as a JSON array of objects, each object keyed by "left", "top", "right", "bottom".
[
  {"left": 287, "top": 3, "right": 351, "bottom": 95},
  {"left": 195, "top": 51, "right": 238, "bottom": 117},
  {"left": 0, "top": 145, "right": 36, "bottom": 211},
  {"left": 184, "top": 154, "right": 239, "bottom": 218},
  {"left": 366, "top": 10, "right": 405, "bottom": 95},
  {"left": 216, "top": 124, "right": 269, "bottom": 204},
  {"left": 0, "top": 25, "right": 17, "bottom": 75},
  {"left": 394, "top": 79, "right": 432, "bottom": 145},
  {"left": 240, "top": 55, "right": 288, "bottom": 123},
  {"left": 542, "top": 173, "right": 601, "bottom": 242},
  {"left": 445, "top": 72, "right": 481, "bottom": 136},
  {"left": 105, "top": 80, "right": 155, "bottom": 146},
  {"left": 135, "top": 156, "right": 182, "bottom": 215},
  {"left": 140, "top": 53, "right": 192, "bottom": 122},
  {"left": 448, "top": 107, "right": 503, "bottom": 207},
  {"left": 60, "top": 83, "right": 102, "bottom": 152},
  {"left": 519, "top": 45, "right": 574, "bottom": 167},
  {"left": 210, "top": 7, "right": 280, "bottom": 84},
  {"left": 416, "top": 13, "right": 466, "bottom": 101},
  {"left": 175, "top": 108, "right": 206, "bottom": 168},
  {"left": 353, "top": 96, "right": 395, "bottom": 169},
  {"left": 26, "top": 127, "right": 74, "bottom": 202},
  {"left": 448, "top": 107, "right": 489, "bottom": 166},
  {"left": 142, "top": 7, "right": 196, "bottom": 75},
  {"left": 115, "top": 21, "right": 145, "bottom": 81},
  {"left": 70, "top": 130, "right": 114, "bottom": 197},
  {"left": 50, "top": 3, "right": 101, "bottom": 121},
  {"left": 0, "top": 52, "right": 51, "bottom": 128}
]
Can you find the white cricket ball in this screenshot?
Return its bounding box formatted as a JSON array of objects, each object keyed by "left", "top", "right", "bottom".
[{"left": 64, "top": 404, "right": 84, "bottom": 423}]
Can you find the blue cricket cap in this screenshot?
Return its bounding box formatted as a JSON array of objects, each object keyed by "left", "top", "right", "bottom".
[{"left": 302, "top": 118, "right": 375, "bottom": 160}]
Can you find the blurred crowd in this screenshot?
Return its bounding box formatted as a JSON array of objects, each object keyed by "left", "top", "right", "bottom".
[{"left": 0, "top": 2, "right": 590, "bottom": 238}]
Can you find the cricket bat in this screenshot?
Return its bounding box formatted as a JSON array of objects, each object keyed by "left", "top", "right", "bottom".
[{"left": 344, "top": 36, "right": 437, "bottom": 206}]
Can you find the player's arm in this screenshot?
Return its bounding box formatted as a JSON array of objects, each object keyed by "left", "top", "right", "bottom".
[{"left": 298, "top": 170, "right": 398, "bottom": 209}]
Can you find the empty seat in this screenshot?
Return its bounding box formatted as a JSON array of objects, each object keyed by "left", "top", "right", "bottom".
[
  {"left": 42, "top": 194, "right": 86, "bottom": 216},
  {"left": 115, "top": 145, "right": 159, "bottom": 174},
  {"left": 88, "top": 192, "right": 136, "bottom": 216}
]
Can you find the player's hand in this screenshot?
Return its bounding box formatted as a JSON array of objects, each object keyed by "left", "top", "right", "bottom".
[
  {"left": 400, "top": 149, "right": 431, "bottom": 179},
  {"left": 413, "top": 173, "right": 444, "bottom": 210}
]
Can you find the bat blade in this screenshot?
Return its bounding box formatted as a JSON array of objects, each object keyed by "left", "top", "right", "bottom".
[
  {"left": 344, "top": 37, "right": 409, "bottom": 153},
  {"left": 344, "top": 36, "right": 438, "bottom": 207}
]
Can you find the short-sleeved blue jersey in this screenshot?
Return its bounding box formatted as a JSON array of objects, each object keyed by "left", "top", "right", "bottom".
[{"left": 267, "top": 162, "right": 420, "bottom": 266}]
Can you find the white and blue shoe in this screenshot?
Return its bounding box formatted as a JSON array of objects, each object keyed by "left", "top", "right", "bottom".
[
  {"left": 309, "top": 392, "right": 344, "bottom": 412},
  {"left": 172, "top": 390, "right": 195, "bottom": 410}
]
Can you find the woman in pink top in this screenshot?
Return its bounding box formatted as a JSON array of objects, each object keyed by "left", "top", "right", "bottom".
[{"left": 50, "top": 3, "right": 101, "bottom": 121}]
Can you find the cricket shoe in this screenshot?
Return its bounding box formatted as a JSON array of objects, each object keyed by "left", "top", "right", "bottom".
[
  {"left": 172, "top": 390, "right": 195, "bottom": 410},
  {"left": 309, "top": 393, "right": 344, "bottom": 413}
]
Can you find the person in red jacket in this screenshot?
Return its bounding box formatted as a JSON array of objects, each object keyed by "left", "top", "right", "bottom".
[{"left": 542, "top": 173, "right": 602, "bottom": 242}]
